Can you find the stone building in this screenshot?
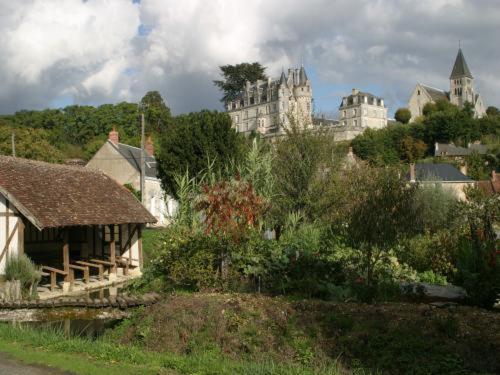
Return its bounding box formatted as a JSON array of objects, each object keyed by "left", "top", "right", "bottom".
[
  {"left": 408, "top": 48, "right": 486, "bottom": 121},
  {"left": 87, "top": 129, "right": 177, "bottom": 226},
  {"left": 339, "top": 88, "right": 387, "bottom": 129},
  {"left": 226, "top": 66, "right": 312, "bottom": 137}
]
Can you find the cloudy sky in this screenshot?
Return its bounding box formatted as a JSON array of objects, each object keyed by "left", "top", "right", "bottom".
[{"left": 0, "top": 0, "right": 498, "bottom": 118}]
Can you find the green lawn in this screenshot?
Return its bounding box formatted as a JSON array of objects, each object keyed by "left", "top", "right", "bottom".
[{"left": 0, "top": 324, "right": 344, "bottom": 375}]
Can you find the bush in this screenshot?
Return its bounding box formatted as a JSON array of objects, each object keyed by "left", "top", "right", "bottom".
[{"left": 4, "top": 254, "right": 41, "bottom": 299}]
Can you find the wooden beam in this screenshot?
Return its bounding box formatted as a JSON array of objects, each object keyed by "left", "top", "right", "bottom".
[
  {"left": 0, "top": 222, "right": 19, "bottom": 264},
  {"left": 138, "top": 225, "right": 143, "bottom": 269},
  {"left": 63, "top": 228, "right": 70, "bottom": 282},
  {"left": 109, "top": 225, "right": 116, "bottom": 274}
]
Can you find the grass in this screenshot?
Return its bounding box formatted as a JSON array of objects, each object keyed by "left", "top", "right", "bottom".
[
  {"left": 142, "top": 228, "right": 166, "bottom": 263},
  {"left": 0, "top": 324, "right": 345, "bottom": 375}
]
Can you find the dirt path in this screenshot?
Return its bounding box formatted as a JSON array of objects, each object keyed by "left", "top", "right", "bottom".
[{"left": 0, "top": 353, "right": 71, "bottom": 375}]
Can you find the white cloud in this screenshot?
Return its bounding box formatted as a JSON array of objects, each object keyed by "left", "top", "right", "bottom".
[{"left": 0, "top": 0, "right": 499, "bottom": 115}]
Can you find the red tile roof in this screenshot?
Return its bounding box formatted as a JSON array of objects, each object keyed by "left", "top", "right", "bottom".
[{"left": 0, "top": 156, "right": 156, "bottom": 229}]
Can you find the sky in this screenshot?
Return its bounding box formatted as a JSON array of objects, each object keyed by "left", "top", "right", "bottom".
[{"left": 0, "top": 0, "right": 499, "bottom": 119}]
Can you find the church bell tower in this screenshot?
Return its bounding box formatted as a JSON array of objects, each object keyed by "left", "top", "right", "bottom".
[{"left": 449, "top": 48, "right": 475, "bottom": 108}]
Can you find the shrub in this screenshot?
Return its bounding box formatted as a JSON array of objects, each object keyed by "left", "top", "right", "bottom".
[{"left": 4, "top": 254, "right": 41, "bottom": 299}]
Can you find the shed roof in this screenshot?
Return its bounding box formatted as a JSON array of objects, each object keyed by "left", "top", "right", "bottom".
[{"left": 0, "top": 156, "right": 156, "bottom": 229}]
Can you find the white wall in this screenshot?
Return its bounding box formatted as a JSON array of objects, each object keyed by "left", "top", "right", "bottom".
[{"left": 0, "top": 194, "right": 22, "bottom": 276}]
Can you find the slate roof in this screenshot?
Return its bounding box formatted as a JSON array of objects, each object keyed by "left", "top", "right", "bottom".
[
  {"left": 339, "top": 90, "right": 384, "bottom": 108},
  {"left": 408, "top": 163, "right": 473, "bottom": 182},
  {"left": 435, "top": 142, "right": 488, "bottom": 157},
  {"left": 420, "top": 85, "right": 449, "bottom": 102},
  {"left": 450, "top": 48, "right": 473, "bottom": 79},
  {"left": 110, "top": 141, "right": 158, "bottom": 178},
  {"left": 0, "top": 156, "right": 156, "bottom": 229}
]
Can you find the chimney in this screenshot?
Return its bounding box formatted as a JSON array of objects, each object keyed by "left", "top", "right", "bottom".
[
  {"left": 145, "top": 136, "right": 154, "bottom": 157},
  {"left": 352, "top": 88, "right": 359, "bottom": 95},
  {"left": 108, "top": 127, "right": 119, "bottom": 145},
  {"left": 409, "top": 163, "right": 416, "bottom": 182},
  {"left": 460, "top": 163, "right": 467, "bottom": 176}
]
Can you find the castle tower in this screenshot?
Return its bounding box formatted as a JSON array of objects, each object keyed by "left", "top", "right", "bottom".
[
  {"left": 449, "top": 48, "right": 475, "bottom": 108},
  {"left": 293, "top": 65, "right": 313, "bottom": 126}
]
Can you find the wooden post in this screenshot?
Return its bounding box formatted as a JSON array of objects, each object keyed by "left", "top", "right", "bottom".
[
  {"left": 17, "top": 219, "right": 24, "bottom": 256},
  {"left": 63, "top": 228, "right": 70, "bottom": 282},
  {"left": 109, "top": 225, "right": 116, "bottom": 274},
  {"left": 138, "top": 224, "right": 143, "bottom": 269},
  {"left": 93, "top": 226, "right": 97, "bottom": 257}
]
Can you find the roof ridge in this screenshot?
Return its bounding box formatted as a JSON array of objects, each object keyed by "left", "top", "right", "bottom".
[
  {"left": 0, "top": 155, "right": 104, "bottom": 176},
  {"left": 419, "top": 83, "right": 446, "bottom": 93}
]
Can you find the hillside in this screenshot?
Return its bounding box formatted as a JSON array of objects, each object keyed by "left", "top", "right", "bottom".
[{"left": 107, "top": 293, "right": 500, "bottom": 375}]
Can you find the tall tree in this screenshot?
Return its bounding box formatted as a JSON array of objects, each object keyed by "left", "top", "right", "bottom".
[
  {"left": 139, "top": 91, "right": 172, "bottom": 134},
  {"left": 156, "top": 110, "right": 246, "bottom": 197},
  {"left": 214, "top": 62, "right": 267, "bottom": 103}
]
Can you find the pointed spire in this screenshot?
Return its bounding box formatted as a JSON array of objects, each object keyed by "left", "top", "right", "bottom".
[
  {"left": 279, "top": 68, "right": 287, "bottom": 85},
  {"left": 450, "top": 48, "right": 473, "bottom": 79},
  {"left": 299, "top": 65, "right": 308, "bottom": 84}
]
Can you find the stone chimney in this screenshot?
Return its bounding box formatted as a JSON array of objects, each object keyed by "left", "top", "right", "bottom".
[
  {"left": 108, "top": 127, "right": 119, "bottom": 145},
  {"left": 145, "top": 136, "right": 154, "bottom": 157},
  {"left": 409, "top": 163, "right": 416, "bottom": 182},
  {"left": 352, "top": 88, "right": 359, "bottom": 95},
  {"left": 460, "top": 163, "right": 468, "bottom": 176}
]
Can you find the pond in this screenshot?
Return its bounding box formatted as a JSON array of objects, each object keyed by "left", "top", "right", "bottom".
[{"left": 0, "top": 284, "right": 131, "bottom": 338}]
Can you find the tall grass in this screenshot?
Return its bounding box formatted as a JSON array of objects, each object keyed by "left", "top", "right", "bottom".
[{"left": 4, "top": 254, "right": 41, "bottom": 299}]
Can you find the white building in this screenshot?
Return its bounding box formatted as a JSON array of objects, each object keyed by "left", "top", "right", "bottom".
[
  {"left": 339, "top": 88, "right": 387, "bottom": 129},
  {"left": 87, "top": 130, "right": 177, "bottom": 226},
  {"left": 408, "top": 48, "right": 486, "bottom": 122},
  {"left": 226, "top": 66, "right": 312, "bottom": 137}
]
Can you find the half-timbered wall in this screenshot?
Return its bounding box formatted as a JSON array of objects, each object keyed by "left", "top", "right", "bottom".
[{"left": 0, "top": 194, "right": 22, "bottom": 276}]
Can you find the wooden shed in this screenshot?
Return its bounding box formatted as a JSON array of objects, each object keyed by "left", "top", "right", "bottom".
[{"left": 0, "top": 156, "right": 156, "bottom": 290}]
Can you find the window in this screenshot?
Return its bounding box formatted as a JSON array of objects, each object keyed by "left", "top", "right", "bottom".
[
  {"left": 353, "top": 109, "right": 357, "bottom": 117},
  {"left": 417, "top": 90, "right": 420, "bottom": 95},
  {"left": 354, "top": 119, "right": 358, "bottom": 127},
  {"left": 235, "top": 115, "right": 239, "bottom": 123},
  {"left": 343, "top": 110, "right": 347, "bottom": 118}
]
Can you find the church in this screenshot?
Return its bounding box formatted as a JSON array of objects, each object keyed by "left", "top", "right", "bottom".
[{"left": 408, "top": 48, "right": 486, "bottom": 122}]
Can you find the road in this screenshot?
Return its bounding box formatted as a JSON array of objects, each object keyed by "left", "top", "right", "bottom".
[{"left": 0, "top": 353, "right": 71, "bottom": 375}]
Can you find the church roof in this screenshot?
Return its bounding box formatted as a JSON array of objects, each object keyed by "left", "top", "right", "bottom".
[
  {"left": 450, "top": 48, "right": 473, "bottom": 79},
  {"left": 420, "top": 84, "right": 449, "bottom": 102}
]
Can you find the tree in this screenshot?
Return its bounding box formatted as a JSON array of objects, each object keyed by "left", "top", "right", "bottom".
[
  {"left": 156, "top": 110, "right": 246, "bottom": 197},
  {"left": 140, "top": 91, "right": 172, "bottom": 134},
  {"left": 394, "top": 108, "right": 412, "bottom": 124},
  {"left": 333, "top": 165, "right": 418, "bottom": 295},
  {"left": 401, "top": 136, "right": 427, "bottom": 162},
  {"left": 486, "top": 106, "right": 499, "bottom": 117},
  {"left": 213, "top": 62, "right": 267, "bottom": 103},
  {"left": 271, "top": 122, "right": 337, "bottom": 225}
]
